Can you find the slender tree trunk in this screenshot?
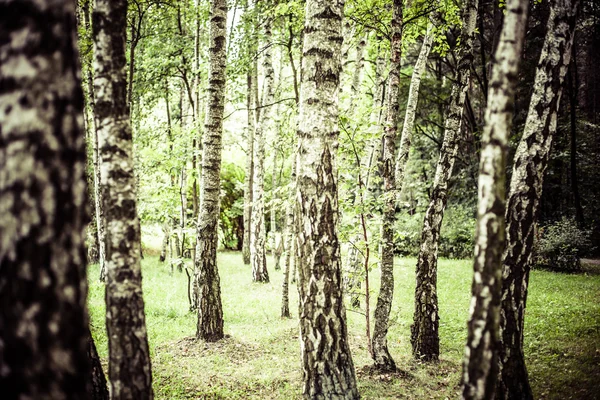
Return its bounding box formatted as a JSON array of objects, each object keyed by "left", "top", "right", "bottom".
[
  {"left": 371, "top": 0, "right": 403, "bottom": 372},
  {"left": 160, "top": 220, "right": 170, "bottom": 262},
  {"left": 411, "top": 0, "right": 480, "bottom": 362},
  {"left": 0, "top": 2, "right": 92, "bottom": 397},
  {"left": 194, "top": 0, "right": 227, "bottom": 342},
  {"left": 296, "top": 1, "right": 359, "bottom": 398},
  {"left": 92, "top": 0, "right": 153, "bottom": 398},
  {"left": 87, "top": 332, "right": 109, "bottom": 400},
  {"left": 395, "top": 22, "right": 434, "bottom": 194},
  {"left": 243, "top": 71, "right": 255, "bottom": 265},
  {"left": 271, "top": 150, "right": 280, "bottom": 270},
  {"left": 281, "top": 175, "right": 293, "bottom": 317},
  {"left": 569, "top": 53, "right": 584, "bottom": 226},
  {"left": 350, "top": 34, "right": 367, "bottom": 110},
  {"left": 497, "top": 1, "right": 579, "bottom": 398},
  {"left": 251, "top": 18, "right": 274, "bottom": 283},
  {"left": 460, "top": 0, "right": 529, "bottom": 397}
]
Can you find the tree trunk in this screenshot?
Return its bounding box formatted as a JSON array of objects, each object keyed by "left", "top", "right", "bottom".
[
  {"left": 160, "top": 220, "right": 170, "bottom": 262},
  {"left": 496, "top": 0, "right": 579, "bottom": 398},
  {"left": 81, "top": 0, "right": 107, "bottom": 280},
  {"left": 92, "top": 0, "right": 154, "bottom": 398},
  {"left": 87, "top": 332, "right": 109, "bottom": 400},
  {"left": 271, "top": 150, "right": 280, "bottom": 270},
  {"left": 460, "top": 0, "right": 529, "bottom": 397},
  {"left": 569, "top": 52, "right": 584, "bottom": 227},
  {"left": 250, "top": 18, "right": 274, "bottom": 283},
  {"left": 0, "top": 3, "right": 91, "bottom": 398},
  {"left": 411, "top": 0, "right": 479, "bottom": 362},
  {"left": 395, "top": 22, "right": 434, "bottom": 194},
  {"left": 296, "top": 1, "right": 359, "bottom": 398},
  {"left": 281, "top": 179, "right": 293, "bottom": 318},
  {"left": 243, "top": 62, "right": 255, "bottom": 265},
  {"left": 371, "top": 0, "right": 402, "bottom": 372},
  {"left": 194, "top": 0, "right": 227, "bottom": 342}
]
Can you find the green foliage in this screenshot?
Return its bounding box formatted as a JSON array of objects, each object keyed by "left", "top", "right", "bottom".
[
  {"left": 395, "top": 204, "right": 475, "bottom": 259},
  {"left": 534, "top": 217, "right": 594, "bottom": 272},
  {"left": 219, "top": 162, "right": 245, "bottom": 250}
]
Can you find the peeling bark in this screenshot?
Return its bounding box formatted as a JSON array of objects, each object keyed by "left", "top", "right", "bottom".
[
  {"left": 0, "top": 2, "right": 92, "bottom": 398},
  {"left": 296, "top": 1, "right": 359, "bottom": 398},
  {"left": 395, "top": 22, "right": 434, "bottom": 195},
  {"left": 371, "top": 0, "right": 403, "bottom": 372},
  {"left": 251, "top": 18, "right": 274, "bottom": 283},
  {"left": 92, "top": 0, "right": 153, "bottom": 398},
  {"left": 194, "top": 0, "right": 227, "bottom": 342},
  {"left": 411, "top": 0, "right": 480, "bottom": 362},
  {"left": 497, "top": 0, "right": 579, "bottom": 398},
  {"left": 460, "top": 0, "right": 529, "bottom": 397}
]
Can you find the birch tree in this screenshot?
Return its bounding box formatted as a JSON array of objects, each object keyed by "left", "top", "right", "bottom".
[
  {"left": 93, "top": 0, "right": 153, "bottom": 397},
  {"left": 194, "top": 0, "right": 227, "bottom": 342},
  {"left": 395, "top": 21, "right": 434, "bottom": 194},
  {"left": 411, "top": 0, "right": 479, "bottom": 361},
  {"left": 371, "top": 0, "right": 403, "bottom": 372},
  {"left": 497, "top": 0, "right": 579, "bottom": 397},
  {"left": 296, "top": 1, "right": 359, "bottom": 398},
  {"left": 459, "top": 0, "right": 529, "bottom": 397},
  {"left": 251, "top": 17, "right": 274, "bottom": 283},
  {"left": 0, "top": 2, "right": 91, "bottom": 397}
]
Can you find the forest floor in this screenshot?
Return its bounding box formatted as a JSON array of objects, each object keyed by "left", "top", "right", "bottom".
[{"left": 88, "top": 252, "right": 600, "bottom": 399}]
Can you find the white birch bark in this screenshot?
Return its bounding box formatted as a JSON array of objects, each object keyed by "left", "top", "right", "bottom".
[
  {"left": 460, "top": 0, "right": 529, "bottom": 397},
  {"left": 411, "top": 0, "right": 480, "bottom": 361},
  {"left": 92, "top": 0, "right": 153, "bottom": 397},
  {"left": 497, "top": 0, "right": 580, "bottom": 398},
  {"left": 194, "top": 0, "right": 227, "bottom": 342},
  {"left": 296, "top": 1, "right": 359, "bottom": 398}
]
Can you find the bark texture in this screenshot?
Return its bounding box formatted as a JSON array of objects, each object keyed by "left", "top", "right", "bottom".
[
  {"left": 194, "top": 0, "right": 227, "bottom": 342},
  {"left": 92, "top": 0, "right": 153, "bottom": 398},
  {"left": 243, "top": 71, "right": 255, "bottom": 265},
  {"left": 87, "top": 332, "right": 109, "bottom": 400},
  {"left": 497, "top": 0, "right": 579, "bottom": 398},
  {"left": 251, "top": 18, "right": 274, "bottom": 283},
  {"left": 395, "top": 22, "right": 434, "bottom": 194},
  {"left": 460, "top": 0, "right": 529, "bottom": 397},
  {"left": 0, "top": 3, "right": 91, "bottom": 398},
  {"left": 371, "top": 0, "right": 402, "bottom": 372},
  {"left": 296, "top": 1, "right": 359, "bottom": 398},
  {"left": 411, "top": 0, "right": 479, "bottom": 362}
]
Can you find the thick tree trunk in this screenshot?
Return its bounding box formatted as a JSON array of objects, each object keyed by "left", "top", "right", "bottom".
[
  {"left": 460, "top": 0, "right": 529, "bottom": 397},
  {"left": 296, "top": 1, "right": 359, "bottom": 398},
  {"left": 243, "top": 71, "right": 255, "bottom": 265},
  {"left": 0, "top": 3, "right": 91, "bottom": 398},
  {"left": 194, "top": 0, "right": 227, "bottom": 342},
  {"left": 496, "top": 1, "right": 579, "bottom": 398},
  {"left": 92, "top": 0, "right": 153, "bottom": 398},
  {"left": 411, "top": 0, "right": 479, "bottom": 362},
  {"left": 371, "top": 0, "right": 402, "bottom": 372},
  {"left": 251, "top": 19, "right": 274, "bottom": 283},
  {"left": 395, "top": 22, "right": 434, "bottom": 194}
]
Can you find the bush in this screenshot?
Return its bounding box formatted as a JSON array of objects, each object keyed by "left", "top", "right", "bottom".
[
  {"left": 394, "top": 204, "right": 476, "bottom": 259},
  {"left": 534, "top": 217, "right": 594, "bottom": 272}
]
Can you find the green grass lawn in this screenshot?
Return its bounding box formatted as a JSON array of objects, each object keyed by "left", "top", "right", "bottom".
[{"left": 88, "top": 254, "right": 600, "bottom": 399}]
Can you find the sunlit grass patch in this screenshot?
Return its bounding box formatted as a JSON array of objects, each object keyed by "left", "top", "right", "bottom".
[{"left": 87, "top": 253, "right": 600, "bottom": 399}]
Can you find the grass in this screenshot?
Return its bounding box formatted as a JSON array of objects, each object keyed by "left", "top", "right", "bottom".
[{"left": 88, "top": 254, "right": 600, "bottom": 399}]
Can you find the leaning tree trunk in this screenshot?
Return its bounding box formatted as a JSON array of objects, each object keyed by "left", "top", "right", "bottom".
[
  {"left": 497, "top": 1, "right": 579, "bottom": 398},
  {"left": 411, "top": 0, "right": 479, "bottom": 362},
  {"left": 371, "top": 0, "right": 403, "bottom": 372},
  {"left": 250, "top": 18, "right": 274, "bottom": 283},
  {"left": 395, "top": 21, "right": 434, "bottom": 195},
  {"left": 194, "top": 0, "right": 227, "bottom": 342},
  {"left": 0, "top": 2, "right": 91, "bottom": 397},
  {"left": 92, "top": 0, "right": 153, "bottom": 398},
  {"left": 87, "top": 332, "right": 109, "bottom": 400},
  {"left": 460, "top": 0, "right": 529, "bottom": 397},
  {"left": 296, "top": 1, "right": 359, "bottom": 398},
  {"left": 243, "top": 70, "right": 255, "bottom": 265}
]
